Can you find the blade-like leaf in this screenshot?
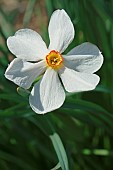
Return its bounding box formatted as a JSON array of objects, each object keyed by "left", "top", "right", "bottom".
[
  {"left": 51, "top": 162, "right": 61, "bottom": 170},
  {"left": 50, "top": 133, "right": 69, "bottom": 170}
]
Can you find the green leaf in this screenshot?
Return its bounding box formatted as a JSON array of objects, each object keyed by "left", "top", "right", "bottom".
[
  {"left": 50, "top": 133, "right": 69, "bottom": 170},
  {"left": 95, "top": 85, "right": 113, "bottom": 94},
  {"left": 0, "top": 159, "right": 9, "bottom": 170},
  {"left": 0, "top": 10, "right": 14, "bottom": 38},
  {"left": 23, "top": 0, "right": 37, "bottom": 27},
  {"left": 28, "top": 115, "right": 69, "bottom": 170},
  {"left": 60, "top": 99, "right": 113, "bottom": 136},
  {"left": 82, "top": 149, "right": 110, "bottom": 156},
  {"left": 0, "top": 150, "right": 33, "bottom": 170},
  {"left": 51, "top": 162, "right": 61, "bottom": 170}
]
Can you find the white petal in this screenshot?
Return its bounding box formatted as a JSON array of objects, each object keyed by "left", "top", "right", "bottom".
[
  {"left": 5, "top": 58, "right": 46, "bottom": 89},
  {"left": 29, "top": 68, "right": 65, "bottom": 114},
  {"left": 7, "top": 29, "right": 48, "bottom": 61},
  {"left": 48, "top": 9, "right": 75, "bottom": 53},
  {"left": 64, "top": 42, "right": 103, "bottom": 73},
  {"left": 68, "top": 42, "right": 101, "bottom": 55},
  {"left": 59, "top": 66, "right": 100, "bottom": 92}
]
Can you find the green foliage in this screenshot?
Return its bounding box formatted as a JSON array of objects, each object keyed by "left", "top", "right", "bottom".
[{"left": 0, "top": 0, "right": 113, "bottom": 169}]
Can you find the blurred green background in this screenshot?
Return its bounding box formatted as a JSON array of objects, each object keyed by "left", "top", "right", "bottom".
[{"left": 0, "top": 0, "right": 113, "bottom": 170}]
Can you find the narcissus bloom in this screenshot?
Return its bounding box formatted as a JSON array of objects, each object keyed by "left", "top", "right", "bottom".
[{"left": 5, "top": 9, "right": 103, "bottom": 114}]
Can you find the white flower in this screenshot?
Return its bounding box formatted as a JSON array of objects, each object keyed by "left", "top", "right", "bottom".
[{"left": 5, "top": 9, "right": 103, "bottom": 114}]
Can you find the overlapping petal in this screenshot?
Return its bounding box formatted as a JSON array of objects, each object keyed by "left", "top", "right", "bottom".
[
  {"left": 64, "top": 42, "right": 103, "bottom": 73},
  {"left": 5, "top": 58, "right": 46, "bottom": 89},
  {"left": 7, "top": 29, "right": 48, "bottom": 61},
  {"left": 5, "top": 9, "right": 104, "bottom": 115},
  {"left": 29, "top": 68, "right": 65, "bottom": 114},
  {"left": 68, "top": 42, "right": 101, "bottom": 55},
  {"left": 48, "top": 9, "right": 75, "bottom": 53},
  {"left": 59, "top": 66, "right": 100, "bottom": 92}
]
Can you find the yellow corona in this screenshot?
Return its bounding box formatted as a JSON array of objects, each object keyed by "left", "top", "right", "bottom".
[{"left": 46, "top": 50, "right": 63, "bottom": 69}]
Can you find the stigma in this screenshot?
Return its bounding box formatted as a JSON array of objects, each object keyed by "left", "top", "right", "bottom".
[{"left": 45, "top": 50, "right": 63, "bottom": 69}]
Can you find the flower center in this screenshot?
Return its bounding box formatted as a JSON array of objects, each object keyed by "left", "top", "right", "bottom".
[{"left": 46, "top": 50, "right": 63, "bottom": 69}]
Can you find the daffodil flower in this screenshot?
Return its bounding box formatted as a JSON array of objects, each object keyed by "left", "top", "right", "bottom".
[{"left": 5, "top": 9, "right": 103, "bottom": 114}]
